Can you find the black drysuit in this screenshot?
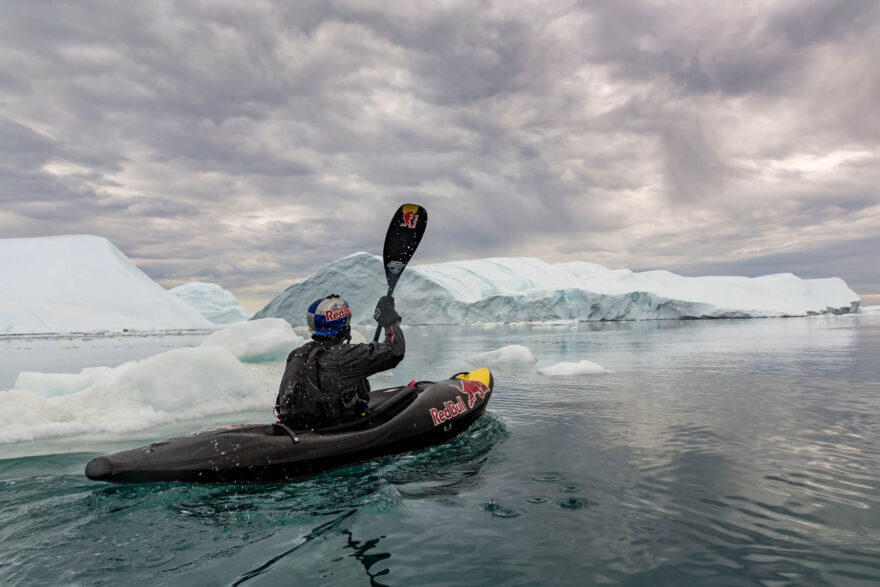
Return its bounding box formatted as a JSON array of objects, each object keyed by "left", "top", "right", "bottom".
[{"left": 275, "top": 321, "right": 405, "bottom": 429}]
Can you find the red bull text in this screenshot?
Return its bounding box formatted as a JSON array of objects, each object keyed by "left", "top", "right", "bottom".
[
  {"left": 429, "top": 380, "right": 489, "bottom": 426},
  {"left": 324, "top": 306, "right": 352, "bottom": 321}
]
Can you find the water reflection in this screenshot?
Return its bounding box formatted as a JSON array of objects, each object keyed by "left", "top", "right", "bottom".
[{"left": 53, "top": 415, "right": 507, "bottom": 585}]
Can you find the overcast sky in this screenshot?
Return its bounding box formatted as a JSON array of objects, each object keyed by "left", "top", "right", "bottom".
[{"left": 1, "top": 0, "right": 878, "bottom": 308}]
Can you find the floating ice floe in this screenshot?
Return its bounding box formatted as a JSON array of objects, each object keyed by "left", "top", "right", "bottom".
[
  {"left": 0, "top": 346, "right": 275, "bottom": 444},
  {"left": 536, "top": 360, "right": 607, "bottom": 376},
  {"left": 467, "top": 345, "right": 537, "bottom": 367}
]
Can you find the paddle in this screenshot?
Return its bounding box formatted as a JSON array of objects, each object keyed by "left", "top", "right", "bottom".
[{"left": 373, "top": 204, "right": 428, "bottom": 341}]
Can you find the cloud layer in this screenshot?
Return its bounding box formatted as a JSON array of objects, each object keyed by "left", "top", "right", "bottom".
[{"left": 2, "top": 0, "right": 878, "bottom": 302}]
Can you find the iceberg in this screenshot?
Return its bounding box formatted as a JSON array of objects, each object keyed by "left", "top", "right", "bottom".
[
  {"left": 253, "top": 252, "right": 861, "bottom": 325},
  {"left": 0, "top": 235, "right": 214, "bottom": 334},
  {"left": 170, "top": 282, "right": 254, "bottom": 324}
]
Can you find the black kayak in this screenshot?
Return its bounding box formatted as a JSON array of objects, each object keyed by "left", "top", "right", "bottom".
[{"left": 85, "top": 368, "right": 494, "bottom": 484}]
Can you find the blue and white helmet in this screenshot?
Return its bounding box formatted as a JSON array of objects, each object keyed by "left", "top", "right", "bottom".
[{"left": 307, "top": 295, "right": 352, "bottom": 336}]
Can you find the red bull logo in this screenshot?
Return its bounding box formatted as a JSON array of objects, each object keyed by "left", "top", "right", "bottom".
[
  {"left": 400, "top": 210, "right": 419, "bottom": 229},
  {"left": 428, "top": 380, "right": 489, "bottom": 426},
  {"left": 324, "top": 306, "right": 351, "bottom": 321},
  {"left": 459, "top": 380, "right": 488, "bottom": 408}
]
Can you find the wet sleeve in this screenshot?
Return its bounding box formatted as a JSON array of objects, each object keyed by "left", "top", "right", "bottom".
[{"left": 338, "top": 320, "right": 405, "bottom": 378}]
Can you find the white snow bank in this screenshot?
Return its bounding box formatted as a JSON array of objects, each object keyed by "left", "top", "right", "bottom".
[
  {"left": 0, "top": 346, "right": 277, "bottom": 444},
  {"left": 201, "top": 318, "right": 305, "bottom": 362},
  {"left": 253, "top": 252, "right": 861, "bottom": 325},
  {"left": 467, "top": 345, "right": 537, "bottom": 367},
  {"left": 170, "top": 282, "right": 254, "bottom": 324},
  {"left": 0, "top": 235, "right": 215, "bottom": 334},
  {"left": 536, "top": 360, "right": 607, "bottom": 376},
  {"left": 13, "top": 367, "right": 112, "bottom": 397},
  {"left": 861, "top": 305, "right": 880, "bottom": 315}
]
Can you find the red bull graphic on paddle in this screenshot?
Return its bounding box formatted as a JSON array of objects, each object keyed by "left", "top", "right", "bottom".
[
  {"left": 429, "top": 380, "right": 489, "bottom": 426},
  {"left": 400, "top": 210, "right": 420, "bottom": 229}
]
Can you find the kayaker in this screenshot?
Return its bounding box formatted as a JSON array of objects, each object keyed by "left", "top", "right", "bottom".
[{"left": 275, "top": 294, "right": 405, "bottom": 428}]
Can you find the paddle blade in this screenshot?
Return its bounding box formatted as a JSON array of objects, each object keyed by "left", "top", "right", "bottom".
[{"left": 382, "top": 204, "right": 427, "bottom": 290}]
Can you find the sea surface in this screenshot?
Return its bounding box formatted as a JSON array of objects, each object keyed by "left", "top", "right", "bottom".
[{"left": 1, "top": 316, "right": 879, "bottom": 585}]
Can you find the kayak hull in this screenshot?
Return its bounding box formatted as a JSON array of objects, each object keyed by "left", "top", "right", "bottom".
[{"left": 85, "top": 371, "right": 493, "bottom": 484}]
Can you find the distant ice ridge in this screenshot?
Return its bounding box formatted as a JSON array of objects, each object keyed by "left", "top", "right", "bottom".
[
  {"left": 0, "top": 235, "right": 215, "bottom": 334},
  {"left": 170, "top": 282, "right": 254, "bottom": 324},
  {"left": 2, "top": 319, "right": 304, "bottom": 443},
  {"left": 253, "top": 252, "right": 861, "bottom": 326}
]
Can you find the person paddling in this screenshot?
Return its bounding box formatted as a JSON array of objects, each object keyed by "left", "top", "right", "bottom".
[
  {"left": 275, "top": 203, "right": 426, "bottom": 429},
  {"left": 274, "top": 294, "right": 404, "bottom": 429}
]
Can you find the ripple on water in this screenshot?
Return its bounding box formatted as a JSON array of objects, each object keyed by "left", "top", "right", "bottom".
[
  {"left": 483, "top": 502, "right": 523, "bottom": 518},
  {"left": 558, "top": 484, "right": 583, "bottom": 493},
  {"left": 530, "top": 472, "right": 564, "bottom": 483}
]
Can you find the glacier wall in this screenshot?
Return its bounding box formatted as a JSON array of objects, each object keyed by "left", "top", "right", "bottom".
[{"left": 253, "top": 253, "right": 861, "bottom": 326}]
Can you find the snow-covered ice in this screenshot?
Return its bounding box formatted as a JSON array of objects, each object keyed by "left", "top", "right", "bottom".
[
  {"left": 536, "top": 360, "right": 607, "bottom": 376},
  {"left": 0, "top": 319, "right": 396, "bottom": 444},
  {"left": 14, "top": 367, "right": 112, "bottom": 398},
  {"left": 201, "top": 318, "right": 305, "bottom": 362},
  {"left": 254, "top": 252, "right": 861, "bottom": 326},
  {"left": 467, "top": 345, "right": 537, "bottom": 367},
  {"left": 0, "top": 346, "right": 276, "bottom": 444},
  {"left": 170, "top": 282, "right": 254, "bottom": 324},
  {"left": 0, "top": 235, "right": 214, "bottom": 334}
]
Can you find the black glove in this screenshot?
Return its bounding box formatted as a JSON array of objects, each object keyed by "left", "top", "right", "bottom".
[{"left": 374, "top": 295, "right": 401, "bottom": 327}]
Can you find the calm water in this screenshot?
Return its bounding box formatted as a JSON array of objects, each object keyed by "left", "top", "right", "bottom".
[{"left": 1, "top": 316, "right": 879, "bottom": 585}]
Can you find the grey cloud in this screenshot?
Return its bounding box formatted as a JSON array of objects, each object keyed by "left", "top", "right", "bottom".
[
  {"left": 771, "top": 0, "right": 880, "bottom": 48},
  {"left": 1, "top": 0, "right": 878, "bottom": 302}
]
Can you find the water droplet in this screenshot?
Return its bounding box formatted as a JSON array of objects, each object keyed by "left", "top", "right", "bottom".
[{"left": 557, "top": 497, "right": 598, "bottom": 510}]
